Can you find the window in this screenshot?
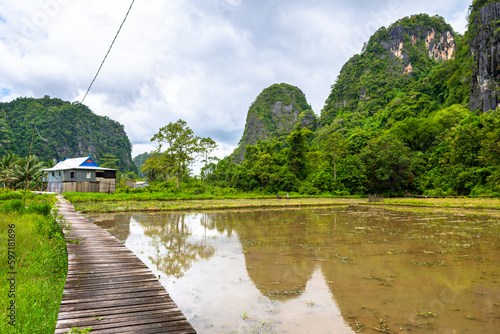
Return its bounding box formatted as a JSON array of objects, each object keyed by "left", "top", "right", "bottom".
[
  {"left": 86, "top": 172, "right": 92, "bottom": 179},
  {"left": 104, "top": 171, "right": 116, "bottom": 178},
  {"left": 70, "top": 171, "right": 75, "bottom": 179}
]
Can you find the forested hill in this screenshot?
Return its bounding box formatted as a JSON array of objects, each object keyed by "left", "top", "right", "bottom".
[
  {"left": 210, "top": 3, "right": 500, "bottom": 196},
  {"left": 231, "top": 83, "right": 317, "bottom": 163},
  {"left": 320, "top": 14, "right": 464, "bottom": 131},
  {"left": 0, "top": 96, "right": 134, "bottom": 172}
]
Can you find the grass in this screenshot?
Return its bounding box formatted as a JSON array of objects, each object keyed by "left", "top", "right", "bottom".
[
  {"left": 375, "top": 197, "right": 500, "bottom": 210},
  {"left": 70, "top": 197, "right": 364, "bottom": 213},
  {"left": 0, "top": 196, "right": 67, "bottom": 334},
  {"left": 66, "top": 190, "right": 500, "bottom": 213}
]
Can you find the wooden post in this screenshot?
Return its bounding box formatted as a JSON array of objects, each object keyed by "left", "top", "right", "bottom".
[{"left": 23, "top": 126, "right": 35, "bottom": 206}]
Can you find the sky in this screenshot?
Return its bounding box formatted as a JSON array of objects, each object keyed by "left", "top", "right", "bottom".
[{"left": 0, "top": 0, "right": 472, "bottom": 166}]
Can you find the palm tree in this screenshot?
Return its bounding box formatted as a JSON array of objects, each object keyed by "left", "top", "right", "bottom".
[
  {"left": 0, "top": 153, "right": 19, "bottom": 189},
  {"left": 10, "top": 156, "right": 46, "bottom": 190}
]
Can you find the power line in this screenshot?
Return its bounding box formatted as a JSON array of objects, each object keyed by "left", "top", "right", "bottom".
[
  {"left": 81, "top": 0, "right": 136, "bottom": 104},
  {"left": 34, "top": 124, "right": 49, "bottom": 142}
]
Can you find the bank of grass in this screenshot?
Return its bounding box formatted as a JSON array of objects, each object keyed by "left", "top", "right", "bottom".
[
  {"left": 0, "top": 194, "right": 67, "bottom": 334},
  {"left": 373, "top": 197, "right": 500, "bottom": 210},
  {"left": 66, "top": 191, "right": 500, "bottom": 213},
  {"left": 70, "top": 196, "right": 364, "bottom": 213}
]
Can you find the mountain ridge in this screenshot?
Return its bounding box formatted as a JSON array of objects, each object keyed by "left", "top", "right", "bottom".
[{"left": 0, "top": 96, "right": 135, "bottom": 172}]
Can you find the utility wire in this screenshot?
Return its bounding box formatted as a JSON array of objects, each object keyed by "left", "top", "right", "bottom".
[
  {"left": 81, "top": 0, "right": 136, "bottom": 104},
  {"left": 34, "top": 124, "right": 49, "bottom": 142}
]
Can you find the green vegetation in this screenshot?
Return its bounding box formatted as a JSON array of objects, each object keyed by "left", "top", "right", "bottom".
[
  {"left": 231, "top": 83, "right": 317, "bottom": 163},
  {"left": 0, "top": 153, "right": 47, "bottom": 191},
  {"left": 141, "top": 120, "right": 218, "bottom": 188},
  {"left": 70, "top": 196, "right": 359, "bottom": 213},
  {"left": 64, "top": 179, "right": 362, "bottom": 212},
  {"left": 133, "top": 152, "right": 152, "bottom": 177},
  {"left": 201, "top": 11, "right": 500, "bottom": 198},
  {"left": 376, "top": 196, "right": 500, "bottom": 210},
  {"left": 0, "top": 195, "right": 67, "bottom": 334},
  {"left": 0, "top": 96, "right": 135, "bottom": 172}
]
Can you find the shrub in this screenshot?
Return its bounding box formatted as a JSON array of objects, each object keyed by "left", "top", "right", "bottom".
[
  {"left": 27, "top": 202, "right": 52, "bottom": 216},
  {"left": 1, "top": 199, "right": 25, "bottom": 213}
]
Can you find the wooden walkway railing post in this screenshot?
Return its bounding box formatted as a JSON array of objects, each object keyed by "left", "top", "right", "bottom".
[{"left": 54, "top": 196, "right": 196, "bottom": 334}]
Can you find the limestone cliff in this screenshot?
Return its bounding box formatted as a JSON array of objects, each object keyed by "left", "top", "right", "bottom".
[
  {"left": 321, "top": 14, "right": 457, "bottom": 127},
  {"left": 232, "top": 83, "right": 317, "bottom": 163},
  {"left": 382, "top": 21, "right": 456, "bottom": 73},
  {"left": 470, "top": 1, "right": 500, "bottom": 112}
]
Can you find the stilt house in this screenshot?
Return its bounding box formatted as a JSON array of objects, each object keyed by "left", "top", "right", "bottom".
[{"left": 42, "top": 155, "right": 116, "bottom": 193}]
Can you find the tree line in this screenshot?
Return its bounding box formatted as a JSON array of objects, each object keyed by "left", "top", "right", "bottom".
[{"left": 140, "top": 104, "right": 500, "bottom": 198}]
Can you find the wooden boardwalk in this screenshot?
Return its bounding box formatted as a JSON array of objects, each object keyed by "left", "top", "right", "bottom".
[{"left": 54, "top": 196, "right": 196, "bottom": 334}]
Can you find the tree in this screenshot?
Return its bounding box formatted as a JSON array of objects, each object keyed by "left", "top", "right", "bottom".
[
  {"left": 286, "top": 125, "right": 312, "bottom": 181},
  {"left": 360, "top": 134, "right": 417, "bottom": 194},
  {"left": 141, "top": 152, "right": 164, "bottom": 183},
  {"left": 148, "top": 120, "right": 201, "bottom": 188},
  {"left": 11, "top": 156, "right": 45, "bottom": 190},
  {"left": 199, "top": 137, "right": 218, "bottom": 186},
  {"left": 99, "top": 153, "right": 119, "bottom": 169},
  {"left": 0, "top": 153, "right": 18, "bottom": 189},
  {"left": 322, "top": 132, "right": 347, "bottom": 181}
]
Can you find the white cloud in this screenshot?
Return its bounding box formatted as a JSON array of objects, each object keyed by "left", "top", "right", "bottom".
[{"left": 0, "top": 0, "right": 473, "bottom": 167}]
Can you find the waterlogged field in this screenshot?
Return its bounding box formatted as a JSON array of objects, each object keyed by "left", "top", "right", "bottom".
[{"left": 87, "top": 206, "right": 500, "bottom": 333}]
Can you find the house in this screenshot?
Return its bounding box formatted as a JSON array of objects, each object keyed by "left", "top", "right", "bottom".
[
  {"left": 125, "top": 180, "right": 148, "bottom": 189},
  {"left": 42, "top": 155, "right": 117, "bottom": 193},
  {"left": 134, "top": 181, "right": 148, "bottom": 189}
]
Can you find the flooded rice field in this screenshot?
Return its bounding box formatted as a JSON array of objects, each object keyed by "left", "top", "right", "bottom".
[{"left": 87, "top": 205, "right": 500, "bottom": 333}]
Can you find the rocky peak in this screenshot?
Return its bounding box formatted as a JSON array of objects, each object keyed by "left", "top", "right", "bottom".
[
  {"left": 231, "top": 83, "right": 316, "bottom": 163},
  {"left": 381, "top": 16, "right": 456, "bottom": 73},
  {"left": 470, "top": 1, "right": 500, "bottom": 112}
]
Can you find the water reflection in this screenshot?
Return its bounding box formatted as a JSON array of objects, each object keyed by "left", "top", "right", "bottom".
[
  {"left": 88, "top": 206, "right": 500, "bottom": 333},
  {"left": 138, "top": 213, "right": 215, "bottom": 279},
  {"left": 236, "top": 209, "right": 317, "bottom": 301}
]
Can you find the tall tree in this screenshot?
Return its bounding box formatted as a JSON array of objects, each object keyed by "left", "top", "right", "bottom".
[
  {"left": 286, "top": 125, "right": 312, "bottom": 180},
  {"left": 199, "top": 137, "right": 218, "bottom": 186},
  {"left": 149, "top": 119, "right": 201, "bottom": 188},
  {"left": 322, "top": 132, "right": 347, "bottom": 182}
]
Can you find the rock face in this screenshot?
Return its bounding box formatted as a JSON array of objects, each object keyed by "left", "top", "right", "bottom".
[
  {"left": 320, "top": 14, "right": 456, "bottom": 127},
  {"left": 381, "top": 20, "right": 456, "bottom": 74},
  {"left": 232, "top": 83, "right": 316, "bottom": 163},
  {"left": 470, "top": 2, "right": 500, "bottom": 112}
]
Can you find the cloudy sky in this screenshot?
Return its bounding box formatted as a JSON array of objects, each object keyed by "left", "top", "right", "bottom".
[{"left": 0, "top": 0, "right": 472, "bottom": 163}]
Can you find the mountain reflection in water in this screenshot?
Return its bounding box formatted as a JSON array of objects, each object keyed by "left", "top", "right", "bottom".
[{"left": 88, "top": 206, "right": 500, "bottom": 334}]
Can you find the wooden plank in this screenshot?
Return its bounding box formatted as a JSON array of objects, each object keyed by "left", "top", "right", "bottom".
[
  {"left": 57, "top": 302, "right": 179, "bottom": 320},
  {"left": 54, "top": 196, "right": 196, "bottom": 333},
  {"left": 56, "top": 308, "right": 186, "bottom": 329}
]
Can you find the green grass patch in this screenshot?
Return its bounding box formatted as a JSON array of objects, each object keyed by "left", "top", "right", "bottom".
[
  {"left": 375, "top": 197, "right": 500, "bottom": 210},
  {"left": 71, "top": 197, "right": 364, "bottom": 213},
  {"left": 0, "top": 196, "right": 67, "bottom": 333}
]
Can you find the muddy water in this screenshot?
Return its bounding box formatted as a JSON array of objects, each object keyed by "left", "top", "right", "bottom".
[{"left": 87, "top": 206, "right": 500, "bottom": 333}]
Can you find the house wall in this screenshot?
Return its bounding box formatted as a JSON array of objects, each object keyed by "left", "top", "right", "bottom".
[
  {"left": 63, "top": 170, "right": 96, "bottom": 182},
  {"left": 47, "top": 182, "right": 63, "bottom": 193},
  {"left": 96, "top": 177, "right": 116, "bottom": 193},
  {"left": 47, "top": 171, "right": 64, "bottom": 183},
  {"left": 62, "top": 181, "right": 100, "bottom": 193}
]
